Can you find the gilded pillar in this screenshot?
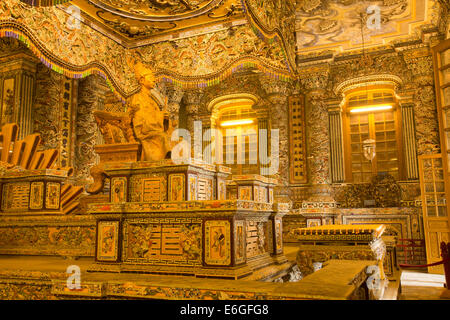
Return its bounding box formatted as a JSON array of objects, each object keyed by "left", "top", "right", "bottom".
[
  {"left": 257, "top": 114, "right": 269, "bottom": 176},
  {"left": 305, "top": 89, "right": 331, "bottom": 186},
  {"left": 327, "top": 100, "right": 345, "bottom": 183},
  {"left": 183, "top": 91, "right": 202, "bottom": 161},
  {"left": 75, "top": 75, "right": 108, "bottom": 184},
  {"left": 267, "top": 94, "right": 289, "bottom": 182},
  {"left": 200, "top": 115, "right": 212, "bottom": 164},
  {"left": 0, "top": 52, "right": 37, "bottom": 139},
  {"left": 399, "top": 98, "right": 419, "bottom": 180},
  {"left": 34, "top": 64, "right": 78, "bottom": 168}
]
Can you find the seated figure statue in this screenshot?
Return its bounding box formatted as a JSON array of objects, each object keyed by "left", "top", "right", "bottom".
[
  {"left": 129, "top": 61, "right": 172, "bottom": 162},
  {"left": 88, "top": 60, "right": 175, "bottom": 194}
]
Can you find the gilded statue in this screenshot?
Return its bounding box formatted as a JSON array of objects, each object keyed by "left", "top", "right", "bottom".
[
  {"left": 129, "top": 61, "right": 173, "bottom": 162},
  {"left": 88, "top": 58, "right": 176, "bottom": 194}
]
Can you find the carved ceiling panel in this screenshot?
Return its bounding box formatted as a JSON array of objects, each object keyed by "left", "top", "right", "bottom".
[
  {"left": 71, "top": 0, "right": 243, "bottom": 43},
  {"left": 91, "top": 0, "right": 219, "bottom": 19},
  {"left": 295, "top": 0, "right": 438, "bottom": 54}
]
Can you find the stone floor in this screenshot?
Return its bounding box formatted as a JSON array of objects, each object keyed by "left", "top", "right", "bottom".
[{"left": 0, "top": 255, "right": 375, "bottom": 300}]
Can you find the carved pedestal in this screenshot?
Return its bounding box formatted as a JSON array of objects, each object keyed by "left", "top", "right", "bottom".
[
  {"left": 95, "top": 143, "right": 141, "bottom": 163},
  {"left": 88, "top": 161, "right": 291, "bottom": 280}
]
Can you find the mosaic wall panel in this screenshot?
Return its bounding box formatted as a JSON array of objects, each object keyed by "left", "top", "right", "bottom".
[
  {"left": 137, "top": 24, "right": 288, "bottom": 78},
  {"left": 129, "top": 173, "right": 167, "bottom": 203},
  {"left": 234, "top": 220, "right": 245, "bottom": 265},
  {"left": 205, "top": 220, "right": 231, "bottom": 266},
  {"left": 289, "top": 94, "right": 307, "bottom": 184},
  {"left": 0, "top": 282, "right": 55, "bottom": 300},
  {"left": 168, "top": 174, "right": 185, "bottom": 202},
  {"left": 246, "top": 221, "right": 268, "bottom": 259},
  {"left": 0, "top": 77, "right": 15, "bottom": 126},
  {"left": 197, "top": 177, "right": 213, "bottom": 201},
  {"left": 217, "top": 179, "right": 226, "bottom": 201},
  {"left": 123, "top": 219, "right": 202, "bottom": 266},
  {"left": 29, "top": 182, "right": 44, "bottom": 210},
  {"left": 187, "top": 174, "right": 197, "bottom": 201},
  {"left": 96, "top": 220, "right": 120, "bottom": 262},
  {"left": 45, "top": 182, "right": 60, "bottom": 210},
  {"left": 1, "top": 182, "right": 30, "bottom": 211},
  {"left": 0, "top": 0, "right": 289, "bottom": 97},
  {"left": 238, "top": 186, "right": 252, "bottom": 201},
  {"left": 242, "top": 0, "right": 296, "bottom": 71},
  {"left": 142, "top": 178, "right": 164, "bottom": 202},
  {"left": 0, "top": 224, "right": 95, "bottom": 256},
  {"left": 275, "top": 218, "right": 283, "bottom": 253},
  {"left": 111, "top": 177, "right": 127, "bottom": 203},
  {"left": 59, "top": 77, "right": 75, "bottom": 167},
  {"left": 253, "top": 186, "right": 267, "bottom": 203},
  {"left": 0, "top": 0, "right": 137, "bottom": 96}
]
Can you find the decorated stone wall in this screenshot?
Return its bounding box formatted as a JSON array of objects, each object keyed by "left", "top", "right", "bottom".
[
  {"left": 292, "top": 44, "right": 441, "bottom": 203},
  {"left": 74, "top": 75, "right": 111, "bottom": 185},
  {"left": 0, "top": 0, "right": 291, "bottom": 100}
]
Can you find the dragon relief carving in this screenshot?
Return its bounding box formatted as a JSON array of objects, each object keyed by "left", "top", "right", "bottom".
[{"left": 295, "top": 0, "right": 409, "bottom": 49}]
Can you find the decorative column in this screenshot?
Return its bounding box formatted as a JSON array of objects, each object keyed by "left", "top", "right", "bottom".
[
  {"left": 0, "top": 51, "right": 38, "bottom": 139},
  {"left": 399, "top": 94, "right": 419, "bottom": 180},
  {"left": 305, "top": 89, "right": 331, "bottom": 187},
  {"left": 183, "top": 91, "right": 202, "bottom": 161},
  {"left": 166, "top": 86, "right": 184, "bottom": 127},
  {"left": 75, "top": 75, "right": 108, "bottom": 185},
  {"left": 402, "top": 48, "right": 440, "bottom": 155},
  {"left": 267, "top": 93, "right": 290, "bottom": 200},
  {"left": 33, "top": 64, "right": 78, "bottom": 168},
  {"left": 259, "top": 76, "right": 293, "bottom": 203},
  {"left": 200, "top": 115, "right": 212, "bottom": 164},
  {"left": 327, "top": 99, "right": 345, "bottom": 183},
  {"left": 257, "top": 113, "right": 269, "bottom": 176}
]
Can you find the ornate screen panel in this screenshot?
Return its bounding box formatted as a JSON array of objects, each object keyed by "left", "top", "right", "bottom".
[{"left": 289, "top": 94, "right": 307, "bottom": 183}]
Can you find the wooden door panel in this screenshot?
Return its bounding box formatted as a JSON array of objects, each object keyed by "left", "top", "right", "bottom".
[{"left": 419, "top": 154, "right": 448, "bottom": 274}]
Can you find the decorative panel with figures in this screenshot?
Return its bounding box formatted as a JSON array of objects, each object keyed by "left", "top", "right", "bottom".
[
  {"left": 289, "top": 95, "right": 307, "bottom": 184},
  {"left": 29, "top": 182, "right": 44, "bottom": 210},
  {"left": 168, "top": 174, "right": 185, "bottom": 202},
  {"left": 45, "top": 182, "right": 61, "bottom": 210},
  {"left": 205, "top": 220, "right": 231, "bottom": 266},
  {"left": 111, "top": 177, "right": 127, "bottom": 203}
]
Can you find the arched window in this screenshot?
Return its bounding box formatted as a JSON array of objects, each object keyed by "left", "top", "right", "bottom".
[
  {"left": 343, "top": 86, "right": 404, "bottom": 183},
  {"left": 218, "top": 104, "right": 259, "bottom": 175},
  {"left": 208, "top": 95, "right": 261, "bottom": 175}
]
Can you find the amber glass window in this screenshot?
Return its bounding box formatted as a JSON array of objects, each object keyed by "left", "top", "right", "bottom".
[
  {"left": 218, "top": 106, "right": 259, "bottom": 175},
  {"left": 345, "top": 90, "right": 403, "bottom": 183}
]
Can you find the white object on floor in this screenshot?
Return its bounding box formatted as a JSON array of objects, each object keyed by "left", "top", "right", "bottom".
[{"left": 401, "top": 271, "right": 445, "bottom": 288}]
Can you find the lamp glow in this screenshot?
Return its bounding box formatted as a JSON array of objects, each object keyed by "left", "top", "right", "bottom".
[
  {"left": 220, "top": 119, "right": 254, "bottom": 127},
  {"left": 350, "top": 105, "right": 393, "bottom": 113}
]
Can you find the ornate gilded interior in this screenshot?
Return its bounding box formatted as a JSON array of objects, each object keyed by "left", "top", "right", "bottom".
[{"left": 0, "top": 0, "right": 449, "bottom": 302}]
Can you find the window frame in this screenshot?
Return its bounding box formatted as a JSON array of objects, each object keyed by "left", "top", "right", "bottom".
[
  {"left": 342, "top": 86, "right": 405, "bottom": 183},
  {"left": 217, "top": 104, "right": 260, "bottom": 175}
]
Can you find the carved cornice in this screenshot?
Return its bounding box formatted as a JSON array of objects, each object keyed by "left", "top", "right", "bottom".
[{"left": 334, "top": 74, "right": 403, "bottom": 97}]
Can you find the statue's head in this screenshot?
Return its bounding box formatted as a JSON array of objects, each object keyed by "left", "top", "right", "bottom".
[{"left": 134, "top": 61, "right": 156, "bottom": 89}]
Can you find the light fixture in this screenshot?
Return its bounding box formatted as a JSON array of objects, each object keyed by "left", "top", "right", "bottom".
[
  {"left": 220, "top": 119, "right": 254, "bottom": 127},
  {"left": 350, "top": 105, "right": 392, "bottom": 114},
  {"left": 363, "top": 139, "right": 376, "bottom": 162}
]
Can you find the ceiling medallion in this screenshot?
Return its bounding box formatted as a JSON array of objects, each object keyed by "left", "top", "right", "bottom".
[{"left": 88, "top": 0, "right": 224, "bottom": 21}]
